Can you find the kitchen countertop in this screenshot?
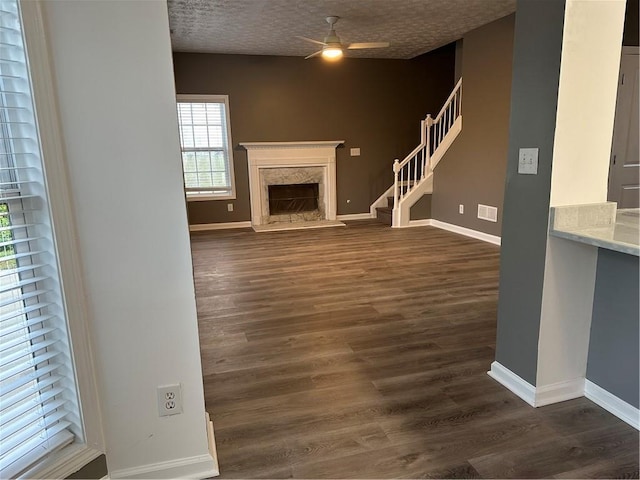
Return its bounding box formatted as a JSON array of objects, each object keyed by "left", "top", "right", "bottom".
[{"left": 549, "top": 204, "right": 639, "bottom": 257}]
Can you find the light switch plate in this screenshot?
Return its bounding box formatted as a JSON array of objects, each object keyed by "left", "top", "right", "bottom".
[
  {"left": 518, "top": 148, "right": 539, "bottom": 175},
  {"left": 350, "top": 148, "right": 361, "bottom": 157}
]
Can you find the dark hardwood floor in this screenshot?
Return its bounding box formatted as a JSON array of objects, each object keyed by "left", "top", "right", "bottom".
[{"left": 191, "top": 221, "right": 639, "bottom": 479}]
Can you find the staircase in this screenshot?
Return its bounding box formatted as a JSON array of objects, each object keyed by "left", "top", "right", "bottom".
[{"left": 373, "top": 78, "right": 463, "bottom": 227}]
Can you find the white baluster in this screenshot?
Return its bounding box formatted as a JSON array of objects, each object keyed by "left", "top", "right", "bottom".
[
  {"left": 413, "top": 153, "right": 417, "bottom": 191},
  {"left": 400, "top": 168, "right": 404, "bottom": 200},
  {"left": 445, "top": 106, "right": 448, "bottom": 133},
  {"left": 393, "top": 159, "right": 400, "bottom": 210},
  {"left": 453, "top": 92, "right": 457, "bottom": 122}
]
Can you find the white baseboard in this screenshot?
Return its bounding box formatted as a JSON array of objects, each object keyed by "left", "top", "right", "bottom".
[
  {"left": 109, "top": 454, "right": 217, "bottom": 479},
  {"left": 585, "top": 380, "right": 640, "bottom": 430},
  {"left": 488, "top": 362, "right": 587, "bottom": 407},
  {"left": 535, "top": 378, "right": 585, "bottom": 407},
  {"left": 336, "top": 213, "right": 374, "bottom": 221},
  {"left": 430, "top": 219, "right": 501, "bottom": 245},
  {"left": 407, "top": 219, "right": 433, "bottom": 227},
  {"left": 189, "top": 221, "right": 252, "bottom": 232},
  {"left": 488, "top": 361, "right": 536, "bottom": 407}
]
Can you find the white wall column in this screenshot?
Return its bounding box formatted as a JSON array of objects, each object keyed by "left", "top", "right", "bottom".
[
  {"left": 536, "top": 0, "right": 626, "bottom": 392},
  {"left": 41, "top": 1, "right": 217, "bottom": 477}
]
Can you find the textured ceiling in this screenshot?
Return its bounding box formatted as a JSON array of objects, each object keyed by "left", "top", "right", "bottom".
[{"left": 167, "top": 0, "right": 516, "bottom": 59}]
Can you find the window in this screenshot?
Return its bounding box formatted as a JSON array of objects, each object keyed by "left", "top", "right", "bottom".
[
  {"left": 176, "top": 95, "right": 236, "bottom": 200},
  {"left": 0, "top": 1, "right": 85, "bottom": 477}
]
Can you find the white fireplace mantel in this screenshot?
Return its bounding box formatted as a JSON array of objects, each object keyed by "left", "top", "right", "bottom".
[
  {"left": 240, "top": 141, "right": 345, "bottom": 150},
  {"left": 241, "top": 141, "right": 344, "bottom": 228}
]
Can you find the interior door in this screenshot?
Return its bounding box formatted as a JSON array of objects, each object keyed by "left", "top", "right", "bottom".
[{"left": 608, "top": 49, "right": 639, "bottom": 209}]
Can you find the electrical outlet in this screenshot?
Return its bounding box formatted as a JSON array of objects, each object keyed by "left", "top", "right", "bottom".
[
  {"left": 157, "top": 384, "right": 183, "bottom": 417},
  {"left": 518, "top": 148, "right": 539, "bottom": 174},
  {"left": 459, "top": 204, "right": 464, "bottom": 214},
  {"left": 350, "top": 148, "right": 361, "bottom": 156},
  {"left": 227, "top": 203, "right": 233, "bottom": 212}
]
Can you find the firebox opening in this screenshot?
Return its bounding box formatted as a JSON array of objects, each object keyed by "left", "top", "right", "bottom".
[{"left": 268, "top": 183, "right": 319, "bottom": 215}]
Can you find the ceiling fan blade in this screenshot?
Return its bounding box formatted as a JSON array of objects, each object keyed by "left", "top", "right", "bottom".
[
  {"left": 296, "top": 35, "right": 327, "bottom": 47},
  {"left": 347, "top": 42, "right": 390, "bottom": 50},
  {"left": 305, "top": 50, "right": 323, "bottom": 60}
]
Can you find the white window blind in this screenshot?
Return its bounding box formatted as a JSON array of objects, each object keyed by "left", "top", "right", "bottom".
[
  {"left": 0, "top": 1, "right": 79, "bottom": 477},
  {"left": 176, "top": 96, "right": 236, "bottom": 199}
]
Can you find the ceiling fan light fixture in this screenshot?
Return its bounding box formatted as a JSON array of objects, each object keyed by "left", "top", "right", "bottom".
[{"left": 322, "top": 46, "right": 343, "bottom": 60}]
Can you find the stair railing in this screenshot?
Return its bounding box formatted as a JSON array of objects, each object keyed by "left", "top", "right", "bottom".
[{"left": 393, "top": 77, "right": 463, "bottom": 212}]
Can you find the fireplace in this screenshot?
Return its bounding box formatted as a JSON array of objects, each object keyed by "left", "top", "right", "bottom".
[
  {"left": 268, "top": 183, "right": 319, "bottom": 215},
  {"left": 240, "top": 140, "right": 345, "bottom": 231}
]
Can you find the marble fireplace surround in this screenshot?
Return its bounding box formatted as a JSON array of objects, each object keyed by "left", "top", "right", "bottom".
[{"left": 241, "top": 141, "right": 344, "bottom": 230}]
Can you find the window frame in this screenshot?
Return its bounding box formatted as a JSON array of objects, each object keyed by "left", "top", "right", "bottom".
[
  {"left": 175, "top": 94, "right": 236, "bottom": 201},
  {"left": 13, "top": 1, "right": 105, "bottom": 477}
]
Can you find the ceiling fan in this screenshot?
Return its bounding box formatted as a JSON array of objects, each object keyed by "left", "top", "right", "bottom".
[{"left": 297, "top": 16, "right": 389, "bottom": 60}]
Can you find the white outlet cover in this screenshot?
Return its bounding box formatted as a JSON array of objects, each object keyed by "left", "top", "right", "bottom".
[
  {"left": 518, "top": 148, "right": 539, "bottom": 175},
  {"left": 350, "top": 148, "right": 361, "bottom": 157},
  {"left": 157, "top": 384, "right": 183, "bottom": 417}
]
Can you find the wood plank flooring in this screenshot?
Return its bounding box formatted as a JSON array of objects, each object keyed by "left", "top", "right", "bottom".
[{"left": 190, "top": 221, "right": 639, "bottom": 479}]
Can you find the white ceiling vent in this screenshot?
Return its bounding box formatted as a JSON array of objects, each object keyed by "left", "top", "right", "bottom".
[{"left": 478, "top": 204, "right": 498, "bottom": 222}]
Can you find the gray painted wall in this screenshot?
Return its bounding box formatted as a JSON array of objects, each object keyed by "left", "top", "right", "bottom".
[
  {"left": 587, "top": 250, "right": 640, "bottom": 408},
  {"left": 410, "top": 194, "right": 431, "bottom": 219},
  {"left": 431, "top": 14, "right": 515, "bottom": 236},
  {"left": 172, "top": 50, "right": 455, "bottom": 224},
  {"left": 495, "top": 0, "right": 565, "bottom": 385}
]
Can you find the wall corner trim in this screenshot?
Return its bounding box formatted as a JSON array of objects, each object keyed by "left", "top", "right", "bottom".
[
  {"left": 109, "top": 453, "right": 218, "bottom": 479},
  {"left": 585, "top": 380, "right": 640, "bottom": 430},
  {"left": 488, "top": 361, "right": 536, "bottom": 406},
  {"left": 430, "top": 219, "right": 501, "bottom": 245},
  {"left": 189, "top": 221, "right": 252, "bottom": 232},
  {"left": 336, "top": 213, "right": 374, "bottom": 221}
]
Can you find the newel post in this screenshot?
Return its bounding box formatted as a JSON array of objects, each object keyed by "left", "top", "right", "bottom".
[{"left": 425, "top": 114, "right": 433, "bottom": 175}]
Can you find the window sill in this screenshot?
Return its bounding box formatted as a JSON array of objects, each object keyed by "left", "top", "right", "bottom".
[
  {"left": 21, "top": 444, "right": 104, "bottom": 480},
  {"left": 186, "top": 194, "right": 236, "bottom": 202}
]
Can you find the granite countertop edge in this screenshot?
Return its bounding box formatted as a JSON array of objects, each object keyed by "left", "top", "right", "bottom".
[{"left": 549, "top": 204, "right": 639, "bottom": 257}]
